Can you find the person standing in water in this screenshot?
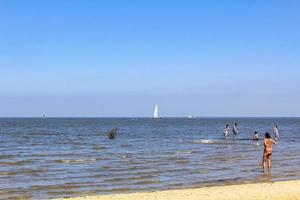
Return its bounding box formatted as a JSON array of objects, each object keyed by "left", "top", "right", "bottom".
[
  {"left": 262, "top": 132, "right": 277, "bottom": 173},
  {"left": 252, "top": 131, "right": 259, "bottom": 145},
  {"left": 223, "top": 124, "right": 230, "bottom": 138},
  {"left": 253, "top": 131, "right": 259, "bottom": 140},
  {"left": 232, "top": 123, "right": 238, "bottom": 139},
  {"left": 274, "top": 125, "right": 279, "bottom": 141}
]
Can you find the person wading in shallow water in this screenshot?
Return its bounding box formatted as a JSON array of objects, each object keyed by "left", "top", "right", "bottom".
[
  {"left": 252, "top": 131, "right": 259, "bottom": 145},
  {"left": 274, "top": 125, "right": 279, "bottom": 141},
  {"left": 108, "top": 128, "right": 118, "bottom": 139},
  {"left": 223, "top": 124, "right": 230, "bottom": 139},
  {"left": 262, "top": 132, "right": 277, "bottom": 173},
  {"left": 232, "top": 123, "right": 238, "bottom": 139}
]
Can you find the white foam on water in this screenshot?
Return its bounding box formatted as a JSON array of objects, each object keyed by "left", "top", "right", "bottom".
[{"left": 195, "top": 139, "right": 214, "bottom": 144}]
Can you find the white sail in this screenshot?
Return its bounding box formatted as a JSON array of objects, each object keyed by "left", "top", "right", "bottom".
[{"left": 153, "top": 105, "right": 160, "bottom": 119}]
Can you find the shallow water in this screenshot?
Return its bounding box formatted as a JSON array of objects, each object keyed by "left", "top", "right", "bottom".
[{"left": 0, "top": 118, "right": 299, "bottom": 199}]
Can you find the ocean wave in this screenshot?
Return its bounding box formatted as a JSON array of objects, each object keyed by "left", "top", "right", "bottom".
[
  {"left": 93, "top": 145, "right": 105, "bottom": 150},
  {"left": 120, "top": 143, "right": 132, "bottom": 148},
  {"left": 192, "top": 169, "right": 210, "bottom": 174},
  {"left": 134, "top": 179, "right": 160, "bottom": 185},
  {"left": 0, "top": 168, "right": 46, "bottom": 176},
  {"left": 0, "top": 154, "right": 15, "bottom": 159},
  {"left": 55, "top": 158, "right": 96, "bottom": 164},
  {"left": 175, "top": 150, "right": 196, "bottom": 155},
  {"left": 2, "top": 159, "right": 34, "bottom": 166},
  {"left": 176, "top": 158, "right": 189, "bottom": 164},
  {"left": 100, "top": 165, "right": 111, "bottom": 170}
]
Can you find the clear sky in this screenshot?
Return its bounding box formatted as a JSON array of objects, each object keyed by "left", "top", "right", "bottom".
[{"left": 1, "top": 0, "right": 300, "bottom": 117}]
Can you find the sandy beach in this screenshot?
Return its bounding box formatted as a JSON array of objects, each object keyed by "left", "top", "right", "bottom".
[{"left": 55, "top": 180, "right": 300, "bottom": 200}]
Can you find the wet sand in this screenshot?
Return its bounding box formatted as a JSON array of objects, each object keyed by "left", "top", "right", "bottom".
[{"left": 55, "top": 180, "right": 300, "bottom": 200}]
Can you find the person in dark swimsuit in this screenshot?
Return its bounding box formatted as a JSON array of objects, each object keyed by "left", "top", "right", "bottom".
[
  {"left": 108, "top": 128, "right": 118, "bottom": 139},
  {"left": 232, "top": 123, "right": 238, "bottom": 139},
  {"left": 262, "top": 132, "right": 277, "bottom": 173}
]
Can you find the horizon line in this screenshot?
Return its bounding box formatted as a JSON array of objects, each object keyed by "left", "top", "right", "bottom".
[{"left": 0, "top": 116, "right": 299, "bottom": 118}]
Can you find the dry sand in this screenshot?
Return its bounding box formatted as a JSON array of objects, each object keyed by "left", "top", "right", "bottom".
[{"left": 55, "top": 180, "right": 300, "bottom": 200}]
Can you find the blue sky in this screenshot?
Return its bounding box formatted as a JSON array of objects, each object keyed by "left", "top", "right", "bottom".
[{"left": 0, "top": 0, "right": 300, "bottom": 117}]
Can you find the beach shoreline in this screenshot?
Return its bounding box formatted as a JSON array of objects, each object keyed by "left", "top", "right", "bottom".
[{"left": 55, "top": 180, "right": 300, "bottom": 200}]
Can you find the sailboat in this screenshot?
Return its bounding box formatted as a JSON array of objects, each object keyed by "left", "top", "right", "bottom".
[{"left": 153, "top": 104, "right": 160, "bottom": 119}]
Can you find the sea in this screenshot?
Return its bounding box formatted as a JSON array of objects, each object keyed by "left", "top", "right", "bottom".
[{"left": 1, "top": 118, "right": 300, "bottom": 199}]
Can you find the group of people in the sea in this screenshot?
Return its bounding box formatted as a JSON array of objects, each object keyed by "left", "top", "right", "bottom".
[
  {"left": 223, "top": 123, "right": 238, "bottom": 139},
  {"left": 108, "top": 123, "right": 280, "bottom": 174},
  {"left": 223, "top": 123, "right": 279, "bottom": 173}
]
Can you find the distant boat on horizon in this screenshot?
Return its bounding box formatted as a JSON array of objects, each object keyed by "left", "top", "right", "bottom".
[
  {"left": 187, "top": 114, "right": 194, "bottom": 119},
  {"left": 153, "top": 105, "right": 160, "bottom": 119}
]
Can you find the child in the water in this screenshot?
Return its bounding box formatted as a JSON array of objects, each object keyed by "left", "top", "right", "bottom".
[
  {"left": 253, "top": 131, "right": 259, "bottom": 141},
  {"left": 252, "top": 131, "right": 259, "bottom": 145},
  {"left": 262, "top": 132, "right": 277, "bottom": 173}
]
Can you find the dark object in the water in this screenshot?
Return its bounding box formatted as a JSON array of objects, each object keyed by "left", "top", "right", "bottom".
[{"left": 108, "top": 128, "right": 118, "bottom": 139}]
